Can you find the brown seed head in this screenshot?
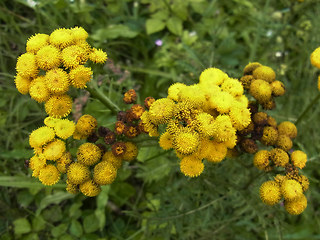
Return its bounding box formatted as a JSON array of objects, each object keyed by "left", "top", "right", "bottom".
[
  {"left": 123, "top": 89, "right": 137, "bottom": 104},
  {"left": 115, "top": 121, "right": 126, "bottom": 135},
  {"left": 144, "top": 96, "right": 155, "bottom": 109},
  {"left": 111, "top": 142, "right": 127, "bottom": 157}
]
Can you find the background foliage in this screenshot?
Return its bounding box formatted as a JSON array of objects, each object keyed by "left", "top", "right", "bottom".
[{"left": 1, "top": 0, "right": 320, "bottom": 239}]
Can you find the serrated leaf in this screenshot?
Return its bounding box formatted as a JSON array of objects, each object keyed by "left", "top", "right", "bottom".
[
  {"left": 146, "top": 18, "right": 166, "bottom": 35},
  {"left": 166, "top": 17, "right": 183, "bottom": 36}
]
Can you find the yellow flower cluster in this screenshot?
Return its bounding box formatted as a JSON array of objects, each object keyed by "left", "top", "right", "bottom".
[
  {"left": 14, "top": 27, "right": 107, "bottom": 118},
  {"left": 141, "top": 68, "right": 252, "bottom": 177},
  {"left": 28, "top": 117, "right": 75, "bottom": 185},
  {"left": 310, "top": 46, "right": 320, "bottom": 90},
  {"left": 240, "top": 62, "right": 285, "bottom": 110},
  {"left": 260, "top": 175, "right": 308, "bottom": 215}
]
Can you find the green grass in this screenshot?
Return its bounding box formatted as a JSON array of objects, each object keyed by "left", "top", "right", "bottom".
[{"left": 1, "top": 0, "right": 320, "bottom": 239}]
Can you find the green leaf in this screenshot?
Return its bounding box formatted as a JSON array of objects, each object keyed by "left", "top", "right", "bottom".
[
  {"left": 31, "top": 216, "right": 46, "bottom": 232},
  {"left": 146, "top": 18, "right": 166, "bottom": 35},
  {"left": 0, "top": 176, "right": 65, "bottom": 189},
  {"left": 95, "top": 185, "right": 110, "bottom": 230},
  {"left": 69, "top": 220, "right": 83, "bottom": 238},
  {"left": 91, "top": 24, "right": 139, "bottom": 40},
  {"left": 166, "top": 17, "right": 183, "bottom": 36},
  {"left": 83, "top": 214, "right": 100, "bottom": 233},
  {"left": 13, "top": 218, "right": 31, "bottom": 235},
  {"left": 36, "top": 191, "right": 74, "bottom": 215},
  {"left": 51, "top": 223, "right": 69, "bottom": 238}
]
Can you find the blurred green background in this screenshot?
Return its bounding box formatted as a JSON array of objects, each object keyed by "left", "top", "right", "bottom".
[{"left": 1, "top": 0, "right": 320, "bottom": 239}]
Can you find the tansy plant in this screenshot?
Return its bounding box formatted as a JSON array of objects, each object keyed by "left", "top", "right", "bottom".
[{"left": 15, "top": 27, "right": 310, "bottom": 215}]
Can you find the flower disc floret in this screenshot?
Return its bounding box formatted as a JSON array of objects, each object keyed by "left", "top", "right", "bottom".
[
  {"left": 29, "top": 77, "right": 50, "bottom": 102},
  {"left": 221, "top": 78, "right": 244, "bottom": 97},
  {"left": 229, "top": 106, "right": 251, "bottom": 131},
  {"left": 271, "top": 80, "right": 285, "bottom": 96},
  {"left": 26, "top": 33, "right": 49, "bottom": 53},
  {"left": 69, "top": 65, "right": 92, "bottom": 88},
  {"left": 75, "top": 114, "right": 97, "bottom": 137},
  {"left": 159, "top": 131, "right": 173, "bottom": 150},
  {"left": 15, "top": 75, "right": 32, "bottom": 95},
  {"left": 310, "top": 47, "right": 320, "bottom": 69},
  {"left": 56, "top": 152, "right": 72, "bottom": 173},
  {"left": 167, "top": 83, "right": 187, "bottom": 101},
  {"left": 252, "top": 66, "right": 276, "bottom": 83},
  {"left": 209, "top": 91, "right": 234, "bottom": 113},
  {"left": 178, "top": 84, "right": 206, "bottom": 108},
  {"left": 54, "top": 119, "right": 76, "bottom": 139},
  {"left": 276, "top": 135, "right": 293, "bottom": 152},
  {"left": 45, "top": 94, "right": 73, "bottom": 118},
  {"left": 93, "top": 161, "right": 117, "bottom": 185},
  {"left": 89, "top": 48, "right": 107, "bottom": 63},
  {"left": 278, "top": 121, "right": 297, "bottom": 139},
  {"left": 121, "top": 142, "right": 138, "bottom": 162},
  {"left": 45, "top": 68, "right": 70, "bottom": 94},
  {"left": 36, "top": 45, "right": 61, "bottom": 70},
  {"left": 16, "top": 53, "right": 38, "bottom": 78},
  {"left": 49, "top": 28, "right": 75, "bottom": 49},
  {"left": 29, "top": 126, "right": 55, "bottom": 148},
  {"left": 195, "top": 112, "right": 215, "bottom": 137},
  {"left": 249, "top": 79, "right": 272, "bottom": 104},
  {"left": 71, "top": 26, "right": 88, "bottom": 41},
  {"left": 77, "top": 143, "right": 102, "bottom": 166},
  {"left": 102, "top": 151, "right": 123, "bottom": 169},
  {"left": 149, "top": 98, "right": 175, "bottom": 124},
  {"left": 259, "top": 181, "right": 281, "bottom": 205},
  {"left": 180, "top": 156, "right": 204, "bottom": 178},
  {"left": 39, "top": 164, "right": 60, "bottom": 186},
  {"left": 261, "top": 126, "right": 278, "bottom": 146},
  {"left": 67, "top": 162, "right": 90, "bottom": 185},
  {"left": 243, "top": 62, "right": 262, "bottom": 75},
  {"left": 79, "top": 180, "right": 101, "bottom": 197},
  {"left": 62, "top": 45, "right": 87, "bottom": 68},
  {"left": 43, "top": 139, "right": 66, "bottom": 161},
  {"left": 285, "top": 195, "right": 307, "bottom": 215},
  {"left": 205, "top": 141, "right": 228, "bottom": 163},
  {"left": 173, "top": 130, "right": 200, "bottom": 155},
  {"left": 281, "top": 179, "right": 303, "bottom": 201},
  {"left": 291, "top": 150, "right": 307, "bottom": 169},
  {"left": 199, "top": 68, "right": 228, "bottom": 86},
  {"left": 253, "top": 150, "right": 270, "bottom": 170},
  {"left": 270, "top": 148, "right": 289, "bottom": 167},
  {"left": 212, "top": 115, "right": 236, "bottom": 142}
]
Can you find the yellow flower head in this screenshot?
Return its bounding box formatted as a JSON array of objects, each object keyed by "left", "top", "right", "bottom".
[
  {"left": 121, "top": 142, "right": 138, "bottom": 162},
  {"left": 67, "top": 162, "right": 90, "bottom": 185},
  {"left": 261, "top": 126, "right": 278, "bottom": 146},
  {"left": 195, "top": 112, "right": 215, "bottom": 137},
  {"left": 199, "top": 67, "right": 228, "bottom": 86},
  {"left": 49, "top": 28, "right": 75, "bottom": 49},
  {"left": 66, "top": 179, "right": 79, "bottom": 194},
  {"left": 239, "top": 75, "right": 254, "bottom": 89},
  {"left": 29, "top": 126, "right": 55, "bottom": 148},
  {"left": 221, "top": 78, "right": 244, "bottom": 97},
  {"left": 14, "top": 75, "right": 32, "bottom": 95},
  {"left": 75, "top": 114, "right": 97, "bottom": 137},
  {"left": 77, "top": 143, "right": 102, "bottom": 166},
  {"left": 291, "top": 150, "right": 307, "bottom": 169},
  {"left": 229, "top": 106, "right": 251, "bottom": 131},
  {"left": 71, "top": 26, "right": 88, "bottom": 42},
  {"left": 271, "top": 80, "right": 285, "bottom": 96},
  {"left": 56, "top": 151, "right": 72, "bottom": 173},
  {"left": 281, "top": 179, "right": 303, "bottom": 201},
  {"left": 209, "top": 91, "right": 234, "bottom": 113},
  {"left": 140, "top": 112, "right": 159, "bottom": 137},
  {"left": 173, "top": 130, "right": 200, "bottom": 155},
  {"left": 253, "top": 150, "right": 270, "bottom": 170},
  {"left": 278, "top": 121, "right": 297, "bottom": 139},
  {"left": 29, "top": 154, "right": 47, "bottom": 177},
  {"left": 102, "top": 151, "right": 123, "bottom": 169},
  {"left": 252, "top": 112, "right": 268, "bottom": 125},
  {"left": 26, "top": 33, "right": 49, "bottom": 53},
  {"left": 274, "top": 174, "right": 287, "bottom": 185},
  {"left": 298, "top": 175, "right": 309, "bottom": 192},
  {"left": 16, "top": 53, "right": 38, "bottom": 78},
  {"left": 240, "top": 138, "right": 258, "bottom": 154},
  {"left": 38, "top": 164, "right": 60, "bottom": 186},
  {"left": 252, "top": 66, "right": 276, "bottom": 83},
  {"left": 276, "top": 135, "right": 293, "bottom": 152},
  {"left": 36, "top": 45, "right": 61, "bottom": 70},
  {"left": 310, "top": 47, "right": 320, "bottom": 69},
  {"left": 62, "top": 45, "right": 87, "bottom": 68},
  {"left": 89, "top": 48, "right": 108, "bottom": 64},
  {"left": 167, "top": 83, "right": 187, "bottom": 101},
  {"left": 270, "top": 148, "right": 289, "bottom": 167},
  {"left": 149, "top": 98, "right": 175, "bottom": 124},
  {"left": 159, "top": 131, "right": 173, "bottom": 150},
  {"left": 54, "top": 118, "right": 76, "bottom": 139},
  {"left": 234, "top": 95, "right": 249, "bottom": 109},
  {"left": 249, "top": 79, "right": 272, "bottom": 104},
  {"left": 180, "top": 155, "right": 204, "bottom": 178},
  {"left": 80, "top": 179, "right": 101, "bottom": 197},
  {"left": 173, "top": 101, "right": 197, "bottom": 122},
  {"left": 284, "top": 194, "right": 307, "bottom": 215},
  {"left": 69, "top": 65, "right": 92, "bottom": 88},
  {"left": 212, "top": 115, "right": 236, "bottom": 142},
  {"left": 44, "top": 116, "right": 59, "bottom": 128},
  {"left": 45, "top": 94, "right": 73, "bottom": 118},
  {"left": 259, "top": 180, "right": 281, "bottom": 205},
  {"left": 93, "top": 161, "right": 117, "bottom": 185},
  {"left": 29, "top": 76, "right": 50, "bottom": 102},
  {"left": 205, "top": 141, "right": 227, "bottom": 163},
  {"left": 45, "top": 68, "right": 70, "bottom": 94},
  {"left": 243, "top": 62, "right": 262, "bottom": 75},
  {"left": 43, "top": 139, "right": 66, "bottom": 161},
  {"left": 178, "top": 84, "right": 206, "bottom": 108}
]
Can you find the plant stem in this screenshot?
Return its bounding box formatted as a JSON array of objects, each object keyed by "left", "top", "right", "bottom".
[
  {"left": 295, "top": 92, "right": 320, "bottom": 125},
  {"left": 86, "top": 84, "right": 121, "bottom": 114}
]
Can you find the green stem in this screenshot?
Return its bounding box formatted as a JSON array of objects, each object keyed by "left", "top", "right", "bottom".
[
  {"left": 295, "top": 92, "right": 320, "bottom": 125},
  {"left": 86, "top": 84, "right": 121, "bottom": 114}
]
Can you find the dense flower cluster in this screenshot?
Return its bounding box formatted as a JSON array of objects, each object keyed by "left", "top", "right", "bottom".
[
  {"left": 237, "top": 62, "right": 309, "bottom": 215},
  {"left": 141, "top": 68, "right": 252, "bottom": 177},
  {"left": 14, "top": 27, "right": 107, "bottom": 118},
  {"left": 311, "top": 46, "right": 320, "bottom": 90}
]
